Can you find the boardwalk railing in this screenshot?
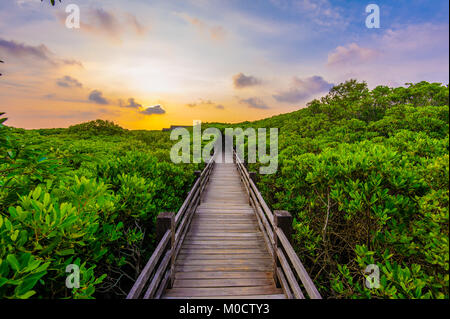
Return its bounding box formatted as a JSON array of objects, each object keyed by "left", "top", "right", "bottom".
[
  {"left": 233, "top": 149, "right": 322, "bottom": 299},
  {"left": 127, "top": 155, "right": 216, "bottom": 299}
]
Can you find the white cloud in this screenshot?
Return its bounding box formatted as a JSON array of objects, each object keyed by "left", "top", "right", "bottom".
[
  {"left": 327, "top": 43, "right": 380, "bottom": 67},
  {"left": 326, "top": 23, "right": 449, "bottom": 85}
]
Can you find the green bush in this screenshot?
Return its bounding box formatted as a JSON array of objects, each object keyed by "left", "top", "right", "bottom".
[{"left": 240, "top": 80, "right": 449, "bottom": 298}]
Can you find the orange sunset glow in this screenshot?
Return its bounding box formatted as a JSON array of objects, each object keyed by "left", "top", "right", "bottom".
[{"left": 1, "top": 0, "right": 448, "bottom": 129}]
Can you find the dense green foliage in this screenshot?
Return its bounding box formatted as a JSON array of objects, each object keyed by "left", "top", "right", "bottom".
[
  {"left": 235, "top": 81, "right": 449, "bottom": 298},
  {"left": 0, "top": 118, "right": 199, "bottom": 299}
]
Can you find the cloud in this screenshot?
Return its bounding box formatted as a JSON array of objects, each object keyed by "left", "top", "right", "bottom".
[
  {"left": 327, "top": 43, "right": 380, "bottom": 67},
  {"left": 0, "top": 38, "right": 83, "bottom": 67},
  {"left": 326, "top": 23, "right": 449, "bottom": 85},
  {"left": 215, "top": 104, "right": 225, "bottom": 110},
  {"left": 239, "top": 97, "right": 269, "bottom": 109},
  {"left": 273, "top": 75, "right": 333, "bottom": 103},
  {"left": 88, "top": 90, "right": 109, "bottom": 105},
  {"left": 175, "top": 12, "right": 226, "bottom": 41},
  {"left": 233, "top": 73, "right": 262, "bottom": 89},
  {"left": 56, "top": 76, "right": 83, "bottom": 88},
  {"left": 81, "top": 8, "right": 121, "bottom": 40},
  {"left": 56, "top": 8, "right": 148, "bottom": 41},
  {"left": 186, "top": 99, "right": 214, "bottom": 107},
  {"left": 119, "top": 98, "right": 142, "bottom": 108},
  {"left": 140, "top": 105, "right": 166, "bottom": 115}
]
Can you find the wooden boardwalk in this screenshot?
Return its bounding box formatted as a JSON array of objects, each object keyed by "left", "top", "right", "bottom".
[
  {"left": 162, "top": 163, "right": 285, "bottom": 299},
  {"left": 127, "top": 145, "right": 321, "bottom": 300}
]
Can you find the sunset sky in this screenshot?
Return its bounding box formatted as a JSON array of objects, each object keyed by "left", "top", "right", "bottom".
[{"left": 0, "top": 0, "right": 448, "bottom": 130}]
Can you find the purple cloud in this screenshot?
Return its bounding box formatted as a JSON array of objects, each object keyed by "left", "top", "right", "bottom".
[
  {"left": 233, "top": 73, "right": 262, "bottom": 89},
  {"left": 56, "top": 76, "right": 83, "bottom": 88},
  {"left": 88, "top": 90, "right": 109, "bottom": 105},
  {"left": 273, "top": 76, "right": 333, "bottom": 103},
  {"left": 0, "top": 38, "right": 82, "bottom": 67},
  {"left": 239, "top": 97, "right": 269, "bottom": 109},
  {"left": 120, "top": 98, "right": 142, "bottom": 108},
  {"left": 140, "top": 105, "right": 166, "bottom": 115}
]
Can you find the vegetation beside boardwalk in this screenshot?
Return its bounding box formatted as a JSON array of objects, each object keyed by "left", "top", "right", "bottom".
[
  {"left": 0, "top": 117, "right": 199, "bottom": 298},
  {"left": 235, "top": 80, "right": 449, "bottom": 298}
]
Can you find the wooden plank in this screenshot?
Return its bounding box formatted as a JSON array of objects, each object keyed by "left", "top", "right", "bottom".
[
  {"left": 277, "top": 267, "right": 293, "bottom": 299},
  {"left": 176, "top": 259, "right": 272, "bottom": 267},
  {"left": 190, "top": 220, "right": 257, "bottom": 225},
  {"left": 175, "top": 271, "right": 273, "bottom": 280},
  {"left": 185, "top": 236, "right": 262, "bottom": 241},
  {"left": 179, "top": 248, "right": 268, "bottom": 255},
  {"left": 182, "top": 240, "right": 264, "bottom": 246},
  {"left": 186, "top": 232, "right": 261, "bottom": 237},
  {"left": 177, "top": 254, "right": 270, "bottom": 260},
  {"left": 143, "top": 249, "right": 172, "bottom": 299},
  {"left": 192, "top": 220, "right": 255, "bottom": 225},
  {"left": 173, "top": 278, "right": 274, "bottom": 288},
  {"left": 164, "top": 286, "right": 283, "bottom": 297},
  {"left": 181, "top": 245, "right": 265, "bottom": 250},
  {"left": 175, "top": 265, "right": 273, "bottom": 272},
  {"left": 276, "top": 247, "right": 305, "bottom": 299},
  {"left": 199, "top": 204, "right": 252, "bottom": 208},
  {"left": 154, "top": 269, "right": 171, "bottom": 299}
]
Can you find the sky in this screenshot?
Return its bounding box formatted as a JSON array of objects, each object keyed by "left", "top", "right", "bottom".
[{"left": 0, "top": 0, "right": 448, "bottom": 130}]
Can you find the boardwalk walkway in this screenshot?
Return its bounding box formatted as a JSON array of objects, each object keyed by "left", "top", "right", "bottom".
[
  {"left": 127, "top": 141, "right": 321, "bottom": 300},
  {"left": 162, "top": 162, "right": 285, "bottom": 299}
]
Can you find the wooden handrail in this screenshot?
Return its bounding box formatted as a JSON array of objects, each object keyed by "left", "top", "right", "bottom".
[
  {"left": 127, "top": 152, "right": 217, "bottom": 299},
  {"left": 233, "top": 149, "right": 322, "bottom": 299}
]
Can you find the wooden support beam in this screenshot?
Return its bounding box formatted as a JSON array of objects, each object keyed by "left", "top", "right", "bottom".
[
  {"left": 274, "top": 210, "right": 293, "bottom": 245},
  {"left": 273, "top": 210, "right": 293, "bottom": 287},
  {"left": 157, "top": 212, "right": 175, "bottom": 288},
  {"left": 156, "top": 212, "right": 175, "bottom": 243}
]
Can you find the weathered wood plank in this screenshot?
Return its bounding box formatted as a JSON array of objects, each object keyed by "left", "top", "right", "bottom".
[
  {"left": 186, "top": 232, "right": 261, "bottom": 237},
  {"left": 276, "top": 247, "right": 305, "bottom": 299},
  {"left": 179, "top": 248, "right": 268, "bottom": 255},
  {"left": 176, "top": 259, "right": 272, "bottom": 267},
  {"left": 182, "top": 239, "right": 264, "bottom": 245},
  {"left": 164, "top": 286, "right": 283, "bottom": 297},
  {"left": 175, "top": 271, "right": 273, "bottom": 280},
  {"left": 177, "top": 254, "right": 270, "bottom": 260},
  {"left": 173, "top": 278, "right": 274, "bottom": 288},
  {"left": 175, "top": 265, "right": 273, "bottom": 272}
]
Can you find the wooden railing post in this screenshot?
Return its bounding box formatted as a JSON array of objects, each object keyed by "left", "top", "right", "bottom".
[
  {"left": 156, "top": 212, "right": 175, "bottom": 288},
  {"left": 275, "top": 210, "right": 293, "bottom": 244},
  {"left": 194, "top": 170, "right": 201, "bottom": 180},
  {"left": 273, "top": 210, "right": 293, "bottom": 287}
]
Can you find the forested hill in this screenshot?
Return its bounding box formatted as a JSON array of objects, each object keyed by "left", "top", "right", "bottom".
[{"left": 232, "top": 80, "right": 449, "bottom": 298}]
